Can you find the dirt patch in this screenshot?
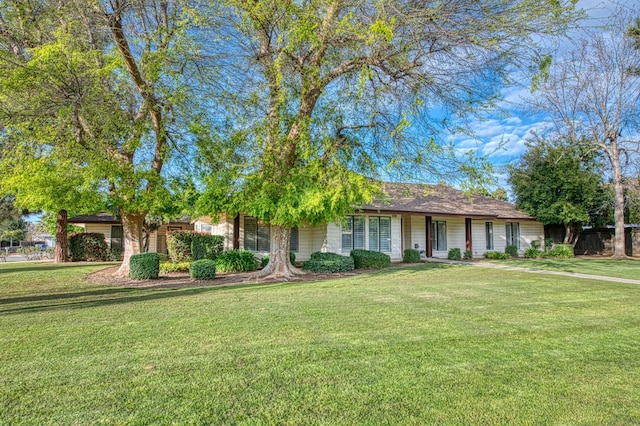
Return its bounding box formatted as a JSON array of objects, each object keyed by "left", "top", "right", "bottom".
[{"left": 86, "top": 265, "right": 367, "bottom": 289}]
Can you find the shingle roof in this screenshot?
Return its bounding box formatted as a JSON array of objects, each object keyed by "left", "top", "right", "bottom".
[
  {"left": 360, "top": 182, "right": 535, "bottom": 220},
  {"left": 68, "top": 213, "right": 121, "bottom": 224}
]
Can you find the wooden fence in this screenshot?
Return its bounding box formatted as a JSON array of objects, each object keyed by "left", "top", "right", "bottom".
[{"left": 544, "top": 225, "right": 640, "bottom": 257}]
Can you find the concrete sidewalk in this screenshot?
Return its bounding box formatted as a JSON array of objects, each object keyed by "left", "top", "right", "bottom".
[{"left": 425, "top": 258, "right": 640, "bottom": 285}]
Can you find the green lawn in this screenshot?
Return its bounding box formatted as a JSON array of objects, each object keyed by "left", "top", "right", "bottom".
[
  {"left": 1, "top": 262, "right": 639, "bottom": 425},
  {"left": 486, "top": 257, "right": 640, "bottom": 280}
]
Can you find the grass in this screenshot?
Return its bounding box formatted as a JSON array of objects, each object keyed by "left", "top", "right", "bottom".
[
  {"left": 1, "top": 261, "right": 640, "bottom": 424},
  {"left": 486, "top": 257, "right": 640, "bottom": 280}
]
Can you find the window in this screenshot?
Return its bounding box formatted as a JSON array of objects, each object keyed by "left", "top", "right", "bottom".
[
  {"left": 368, "top": 216, "right": 391, "bottom": 252},
  {"left": 342, "top": 216, "right": 365, "bottom": 251},
  {"left": 431, "top": 221, "right": 447, "bottom": 251},
  {"left": 110, "top": 225, "right": 123, "bottom": 251},
  {"left": 485, "top": 222, "right": 494, "bottom": 250},
  {"left": 244, "top": 216, "right": 270, "bottom": 252},
  {"left": 506, "top": 222, "right": 520, "bottom": 248},
  {"left": 199, "top": 223, "right": 213, "bottom": 234},
  {"left": 290, "top": 226, "right": 299, "bottom": 252}
]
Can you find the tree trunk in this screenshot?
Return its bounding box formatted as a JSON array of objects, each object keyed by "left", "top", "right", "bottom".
[
  {"left": 256, "top": 225, "right": 306, "bottom": 280},
  {"left": 610, "top": 144, "right": 627, "bottom": 258},
  {"left": 54, "top": 209, "right": 68, "bottom": 263},
  {"left": 563, "top": 223, "right": 573, "bottom": 245},
  {"left": 115, "top": 210, "right": 146, "bottom": 277}
]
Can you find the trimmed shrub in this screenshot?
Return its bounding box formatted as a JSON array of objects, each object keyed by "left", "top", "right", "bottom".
[
  {"left": 484, "top": 251, "right": 510, "bottom": 260},
  {"left": 69, "top": 233, "right": 108, "bottom": 261},
  {"left": 350, "top": 249, "right": 391, "bottom": 269},
  {"left": 524, "top": 248, "right": 543, "bottom": 259},
  {"left": 166, "top": 230, "right": 195, "bottom": 262},
  {"left": 302, "top": 252, "right": 354, "bottom": 273},
  {"left": 403, "top": 248, "right": 421, "bottom": 263},
  {"left": 215, "top": 250, "right": 258, "bottom": 273},
  {"left": 129, "top": 252, "right": 160, "bottom": 280},
  {"left": 543, "top": 243, "right": 575, "bottom": 258},
  {"left": 505, "top": 245, "right": 519, "bottom": 258},
  {"left": 190, "top": 259, "right": 216, "bottom": 280},
  {"left": 463, "top": 250, "right": 473, "bottom": 260},
  {"left": 447, "top": 248, "right": 462, "bottom": 260},
  {"left": 160, "top": 261, "right": 191, "bottom": 274},
  {"left": 192, "top": 234, "right": 224, "bottom": 261},
  {"left": 261, "top": 252, "right": 296, "bottom": 268},
  {"left": 107, "top": 248, "right": 123, "bottom": 261}
]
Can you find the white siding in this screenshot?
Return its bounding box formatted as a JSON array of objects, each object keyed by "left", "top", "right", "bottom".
[
  {"left": 471, "top": 220, "right": 493, "bottom": 258},
  {"left": 410, "top": 216, "right": 426, "bottom": 253},
  {"left": 196, "top": 216, "right": 235, "bottom": 251},
  {"left": 431, "top": 216, "right": 465, "bottom": 258},
  {"left": 85, "top": 224, "right": 113, "bottom": 248},
  {"left": 326, "top": 215, "right": 402, "bottom": 260},
  {"left": 520, "top": 221, "right": 545, "bottom": 252},
  {"left": 295, "top": 224, "right": 326, "bottom": 261}
]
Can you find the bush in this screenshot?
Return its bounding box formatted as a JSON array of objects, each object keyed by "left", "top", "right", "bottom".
[
  {"left": 447, "top": 248, "right": 462, "bottom": 260},
  {"left": 215, "top": 250, "right": 258, "bottom": 273},
  {"left": 302, "top": 252, "right": 354, "bottom": 273},
  {"left": 403, "top": 248, "right": 421, "bottom": 263},
  {"left": 524, "top": 248, "right": 543, "bottom": 258},
  {"left": 261, "top": 252, "right": 296, "bottom": 268},
  {"left": 69, "top": 233, "right": 108, "bottom": 261},
  {"left": 166, "top": 230, "right": 195, "bottom": 262},
  {"left": 191, "top": 234, "right": 224, "bottom": 261},
  {"left": 350, "top": 249, "right": 391, "bottom": 269},
  {"left": 531, "top": 240, "right": 541, "bottom": 250},
  {"left": 108, "top": 248, "right": 123, "bottom": 261},
  {"left": 463, "top": 250, "right": 473, "bottom": 260},
  {"left": 544, "top": 238, "right": 554, "bottom": 252},
  {"left": 505, "top": 245, "right": 519, "bottom": 258},
  {"left": 129, "top": 252, "right": 160, "bottom": 280},
  {"left": 543, "top": 243, "right": 575, "bottom": 258},
  {"left": 160, "top": 261, "right": 191, "bottom": 274},
  {"left": 484, "top": 251, "right": 510, "bottom": 260},
  {"left": 190, "top": 259, "right": 216, "bottom": 280}
]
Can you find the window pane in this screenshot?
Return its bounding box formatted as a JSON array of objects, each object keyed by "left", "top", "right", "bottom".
[
  {"left": 437, "top": 221, "right": 447, "bottom": 251},
  {"left": 485, "top": 222, "right": 493, "bottom": 250},
  {"left": 368, "top": 217, "right": 379, "bottom": 251},
  {"left": 431, "top": 222, "right": 437, "bottom": 250},
  {"left": 380, "top": 217, "right": 391, "bottom": 252},
  {"left": 342, "top": 217, "right": 353, "bottom": 251},
  {"left": 290, "top": 227, "right": 299, "bottom": 252},
  {"left": 201, "top": 224, "right": 213, "bottom": 234},
  {"left": 244, "top": 216, "right": 257, "bottom": 251},
  {"left": 513, "top": 223, "right": 520, "bottom": 248},
  {"left": 111, "top": 226, "right": 123, "bottom": 251},
  {"left": 506, "top": 223, "right": 512, "bottom": 246},
  {"left": 353, "top": 216, "right": 365, "bottom": 249},
  {"left": 257, "top": 221, "right": 270, "bottom": 252}
]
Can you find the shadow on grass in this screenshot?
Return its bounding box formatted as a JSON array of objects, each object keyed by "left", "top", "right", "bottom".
[{"left": 0, "top": 262, "right": 116, "bottom": 275}]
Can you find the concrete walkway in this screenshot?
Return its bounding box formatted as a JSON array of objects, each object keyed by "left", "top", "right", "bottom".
[{"left": 425, "top": 258, "right": 640, "bottom": 285}]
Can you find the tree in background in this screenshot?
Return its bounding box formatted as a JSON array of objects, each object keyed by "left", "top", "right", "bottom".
[
  {"left": 527, "top": 9, "right": 640, "bottom": 257},
  {"left": 508, "top": 137, "right": 609, "bottom": 245},
  {"left": 199, "top": 0, "right": 579, "bottom": 279}
]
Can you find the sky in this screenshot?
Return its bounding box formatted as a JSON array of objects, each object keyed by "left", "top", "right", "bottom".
[{"left": 454, "top": 0, "right": 622, "bottom": 192}]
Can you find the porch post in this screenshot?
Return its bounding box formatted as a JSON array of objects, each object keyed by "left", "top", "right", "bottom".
[
  {"left": 465, "top": 218, "right": 472, "bottom": 252},
  {"left": 425, "top": 216, "right": 433, "bottom": 258}
]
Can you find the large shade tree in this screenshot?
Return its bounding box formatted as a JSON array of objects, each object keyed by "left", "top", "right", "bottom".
[
  {"left": 0, "top": 0, "right": 214, "bottom": 274},
  {"left": 198, "top": 0, "right": 580, "bottom": 278},
  {"left": 527, "top": 10, "right": 640, "bottom": 257}
]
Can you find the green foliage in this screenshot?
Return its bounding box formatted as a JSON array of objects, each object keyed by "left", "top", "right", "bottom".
[
  {"left": 544, "top": 238, "right": 555, "bottom": 252},
  {"left": 215, "top": 250, "right": 258, "bottom": 273},
  {"left": 447, "top": 248, "right": 462, "bottom": 261},
  {"left": 484, "top": 251, "right": 511, "bottom": 260},
  {"left": 524, "top": 248, "right": 543, "bottom": 258},
  {"left": 531, "top": 240, "right": 542, "bottom": 250},
  {"left": 69, "top": 233, "right": 108, "bottom": 261},
  {"left": 505, "top": 245, "right": 519, "bottom": 258},
  {"left": 166, "top": 231, "right": 196, "bottom": 262},
  {"left": 129, "top": 252, "right": 160, "bottom": 280},
  {"left": 261, "top": 252, "right": 296, "bottom": 268},
  {"left": 463, "top": 250, "right": 473, "bottom": 260},
  {"left": 107, "top": 248, "right": 123, "bottom": 262},
  {"left": 190, "top": 259, "right": 216, "bottom": 280},
  {"left": 543, "top": 244, "right": 575, "bottom": 258},
  {"left": 403, "top": 249, "right": 421, "bottom": 263},
  {"left": 302, "top": 252, "right": 355, "bottom": 273},
  {"left": 350, "top": 249, "right": 391, "bottom": 269},
  {"left": 159, "top": 261, "right": 191, "bottom": 274},
  {"left": 191, "top": 234, "right": 224, "bottom": 261}
]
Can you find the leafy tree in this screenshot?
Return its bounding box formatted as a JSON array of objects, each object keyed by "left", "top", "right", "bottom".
[
  {"left": 508, "top": 137, "right": 608, "bottom": 245},
  {"left": 527, "top": 10, "right": 640, "bottom": 257},
  {"left": 0, "top": 217, "right": 26, "bottom": 247},
  {"left": 199, "top": 0, "right": 580, "bottom": 278}
]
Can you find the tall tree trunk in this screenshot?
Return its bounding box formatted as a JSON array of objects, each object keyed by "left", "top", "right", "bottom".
[
  {"left": 54, "top": 209, "right": 68, "bottom": 263},
  {"left": 563, "top": 223, "right": 573, "bottom": 245},
  {"left": 610, "top": 144, "right": 627, "bottom": 258},
  {"left": 257, "top": 225, "right": 306, "bottom": 280},
  {"left": 115, "top": 210, "right": 146, "bottom": 277}
]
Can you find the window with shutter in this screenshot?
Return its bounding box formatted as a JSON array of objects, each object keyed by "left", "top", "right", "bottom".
[{"left": 290, "top": 227, "right": 298, "bottom": 252}]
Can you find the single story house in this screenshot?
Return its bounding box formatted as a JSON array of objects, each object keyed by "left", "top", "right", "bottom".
[
  {"left": 68, "top": 213, "right": 194, "bottom": 254},
  {"left": 194, "top": 182, "right": 544, "bottom": 261}
]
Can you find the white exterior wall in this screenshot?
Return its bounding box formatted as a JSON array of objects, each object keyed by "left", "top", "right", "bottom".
[
  {"left": 520, "top": 221, "right": 545, "bottom": 252},
  {"left": 195, "top": 216, "right": 235, "bottom": 251},
  {"left": 471, "top": 220, "right": 491, "bottom": 258},
  {"left": 295, "top": 224, "right": 326, "bottom": 261},
  {"left": 431, "top": 216, "right": 465, "bottom": 258},
  {"left": 410, "top": 216, "right": 426, "bottom": 253},
  {"left": 326, "top": 215, "right": 402, "bottom": 260}
]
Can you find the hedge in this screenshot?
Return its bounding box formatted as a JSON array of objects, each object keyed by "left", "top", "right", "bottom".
[
  {"left": 447, "top": 248, "right": 462, "bottom": 261},
  {"left": 302, "top": 252, "right": 354, "bottom": 273},
  {"left": 215, "top": 250, "right": 258, "bottom": 273},
  {"left": 166, "top": 231, "right": 194, "bottom": 262},
  {"left": 69, "top": 233, "right": 108, "bottom": 261},
  {"left": 192, "top": 234, "right": 224, "bottom": 261},
  {"left": 350, "top": 249, "right": 391, "bottom": 269},
  {"left": 159, "top": 261, "right": 191, "bottom": 274},
  {"left": 484, "top": 251, "right": 510, "bottom": 260},
  {"left": 129, "top": 252, "right": 160, "bottom": 280},
  {"left": 190, "top": 259, "right": 216, "bottom": 279},
  {"left": 542, "top": 244, "right": 575, "bottom": 258},
  {"left": 403, "top": 249, "right": 421, "bottom": 263},
  {"left": 505, "top": 245, "right": 519, "bottom": 258}
]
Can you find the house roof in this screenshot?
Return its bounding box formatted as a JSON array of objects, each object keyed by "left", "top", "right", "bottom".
[
  {"left": 360, "top": 182, "right": 535, "bottom": 220},
  {"left": 68, "top": 213, "right": 121, "bottom": 224}
]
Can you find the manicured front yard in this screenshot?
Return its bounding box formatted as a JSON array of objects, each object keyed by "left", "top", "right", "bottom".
[
  {"left": 1, "top": 262, "right": 639, "bottom": 424},
  {"left": 486, "top": 257, "right": 640, "bottom": 280}
]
